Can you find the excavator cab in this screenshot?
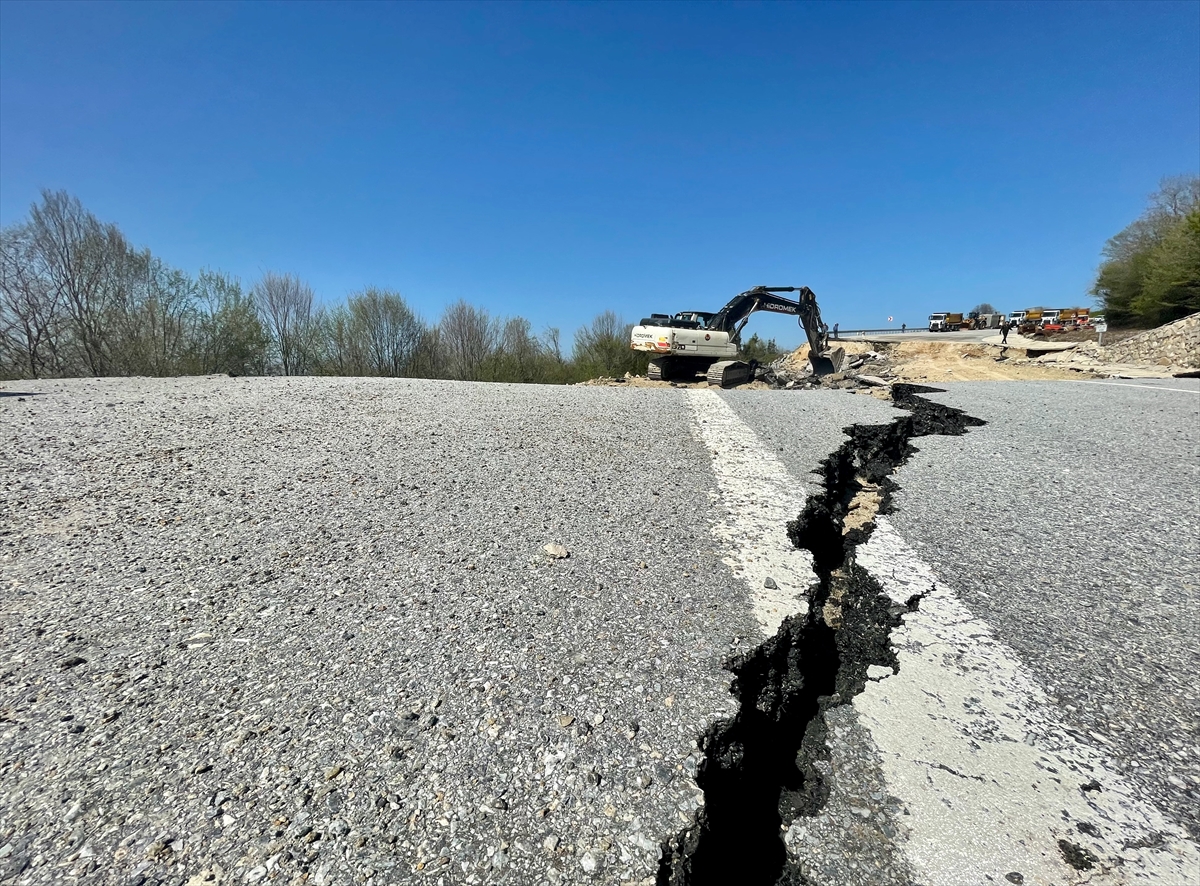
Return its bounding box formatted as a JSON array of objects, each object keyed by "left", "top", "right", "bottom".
[{"left": 673, "top": 311, "right": 715, "bottom": 329}]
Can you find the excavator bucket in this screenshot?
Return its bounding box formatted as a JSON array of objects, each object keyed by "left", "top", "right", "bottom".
[{"left": 809, "top": 347, "right": 845, "bottom": 377}]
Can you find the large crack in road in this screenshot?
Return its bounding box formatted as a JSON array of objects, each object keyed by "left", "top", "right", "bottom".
[{"left": 658, "top": 385, "right": 985, "bottom": 885}]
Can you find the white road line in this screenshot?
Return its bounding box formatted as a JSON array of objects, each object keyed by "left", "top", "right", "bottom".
[
  {"left": 855, "top": 516, "right": 1200, "bottom": 885},
  {"left": 684, "top": 388, "right": 812, "bottom": 635},
  {"left": 1084, "top": 376, "right": 1195, "bottom": 391}
]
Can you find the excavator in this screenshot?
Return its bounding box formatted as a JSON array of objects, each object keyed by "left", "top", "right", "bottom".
[{"left": 629, "top": 285, "right": 843, "bottom": 386}]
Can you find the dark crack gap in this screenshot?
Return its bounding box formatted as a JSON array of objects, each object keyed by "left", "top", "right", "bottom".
[{"left": 657, "top": 385, "right": 985, "bottom": 886}]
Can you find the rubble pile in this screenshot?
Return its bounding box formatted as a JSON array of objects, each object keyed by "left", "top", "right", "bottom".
[{"left": 759, "top": 346, "right": 893, "bottom": 391}]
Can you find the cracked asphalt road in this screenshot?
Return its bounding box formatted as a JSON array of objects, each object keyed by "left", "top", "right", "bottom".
[
  {"left": 1, "top": 376, "right": 1197, "bottom": 885},
  {"left": 888, "top": 379, "right": 1200, "bottom": 843}
]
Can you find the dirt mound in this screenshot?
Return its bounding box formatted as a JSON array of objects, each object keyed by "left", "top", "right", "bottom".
[
  {"left": 882, "top": 342, "right": 1083, "bottom": 382},
  {"left": 783, "top": 340, "right": 1084, "bottom": 384}
]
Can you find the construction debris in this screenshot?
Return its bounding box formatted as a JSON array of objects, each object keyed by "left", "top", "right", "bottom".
[{"left": 583, "top": 313, "right": 1200, "bottom": 389}]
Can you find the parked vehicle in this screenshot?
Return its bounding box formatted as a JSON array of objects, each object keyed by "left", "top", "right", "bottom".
[
  {"left": 631, "top": 285, "right": 841, "bottom": 384},
  {"left": 1018, "top": 308, "right": 1045, "bottom": 335}
]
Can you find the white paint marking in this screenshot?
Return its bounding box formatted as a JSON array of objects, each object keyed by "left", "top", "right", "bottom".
[
  {"left": 1082, "top": 380, "right": 1200, "bottom": 394},
  {"left": 685, "top": 389, "right": 812, "bottom": 635},
  {"left": 856, "top": 516, "right": 1200, "bottom": 885}
]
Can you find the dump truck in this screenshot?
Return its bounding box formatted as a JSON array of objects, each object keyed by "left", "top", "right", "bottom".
[
  {"left": 929, "top": 312, "right": 965, "bottom": 332},
  {"left": 1018, "top": 308, "right": 1045, "bottom": 335},
  {"left": 1061, "top": 307, "right": 1090, "bottom": 328}
]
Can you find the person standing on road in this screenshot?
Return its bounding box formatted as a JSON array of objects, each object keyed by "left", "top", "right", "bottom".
[
  {"left": 1001, "top": 320, "right": 1010, "bottom": 344},
  {"left": 901, "top": 323, "right": 906, "bottom": 334},
  {"left": 833, "top": 323, "right": 839, "bottom": 340}
]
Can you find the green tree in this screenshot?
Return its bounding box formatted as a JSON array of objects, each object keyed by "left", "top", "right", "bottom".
[
  {"left": 1136, "top": 209, "right": 1200, "bottom": 326},
  {"left": 571, "top": 311, "right": 648, "bottom": 379},
  {"left": 194, "top": 271, "right": 270, "bottom": 375},
  {"left": 741, "top": 333, "right": 781, "bottom": 363},
  {"left": 1093, "top": 176, "right": 1200, "bottom": 327}
]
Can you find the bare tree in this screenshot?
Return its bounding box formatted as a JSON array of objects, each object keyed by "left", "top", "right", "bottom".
[
  {"left": 406, "top": 324, "right": 443, "bottom": 379},
  {"left": 1150, "top": 175, "right": 1200, "bottom": 221},
  {"left": 0, "top": 223, "right": 63, "bottom": 378},
  {"left": 347, "top": 287, "right": 425, "bottom": 376},
  {"left": 28, "top": 190, "right": 138, "bottom": 376},
  {"left": 254, "top": 272, "right": 314, "bottom": 375},
  {"left": 438, "top": 300, "right": 495, "bottom": 381},
  {"left": 111, "top": 257, "right": 201, "bottom": 376}
]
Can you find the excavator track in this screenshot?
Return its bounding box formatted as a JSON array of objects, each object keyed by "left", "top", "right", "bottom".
[
  {"left": 649, "top": 356, "right": 713, "bottom": 382},
  {"left": 706, "top": 360, "right": 754, "bottom": 388}
]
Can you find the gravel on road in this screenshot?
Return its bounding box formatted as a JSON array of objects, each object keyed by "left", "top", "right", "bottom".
[{"left": 2, "top": 376, "right": 759, "bottom": 885}]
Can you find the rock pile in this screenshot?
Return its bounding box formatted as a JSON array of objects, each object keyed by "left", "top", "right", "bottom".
[{"left": 759, "top": 348, "right": 893, "bottom": 391}]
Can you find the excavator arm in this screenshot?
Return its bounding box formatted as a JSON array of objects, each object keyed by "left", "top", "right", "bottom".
[{"left": 710, "top": 286, "right": 837, "bottom": 375}]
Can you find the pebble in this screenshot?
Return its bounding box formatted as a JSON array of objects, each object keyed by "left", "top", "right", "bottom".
[{"left": 580, "top": 851, "right": 602, "bottom": 873}]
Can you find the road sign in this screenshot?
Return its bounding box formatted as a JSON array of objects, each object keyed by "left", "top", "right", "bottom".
[{"left": 1095, "top": 322, "right": 1108, "bottom": 345}]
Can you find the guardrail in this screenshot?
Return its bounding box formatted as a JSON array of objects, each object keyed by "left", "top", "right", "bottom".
[{"left": 829, "top": 328, "right": 919, "bottom": 337}]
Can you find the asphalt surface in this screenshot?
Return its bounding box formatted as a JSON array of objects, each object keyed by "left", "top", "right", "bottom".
[
  {"left": 1, "top": 376, "right": 1197, "bottom": 885},
  {"left": 887, "top": 379, "right": 1200, "bottom": 843}
]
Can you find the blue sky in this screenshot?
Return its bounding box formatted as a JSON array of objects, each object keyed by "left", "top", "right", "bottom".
[{"left": 1, "top": 1, "right": 1197, "bottom": 346}]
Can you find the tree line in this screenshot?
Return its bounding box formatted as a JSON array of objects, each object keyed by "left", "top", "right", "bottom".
[
  {"left": 1093, "top": 175, "right": 1200, "bottom": 327},
  {"left": 0, "top": 190, "right": 652, "bottom": 382}
]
